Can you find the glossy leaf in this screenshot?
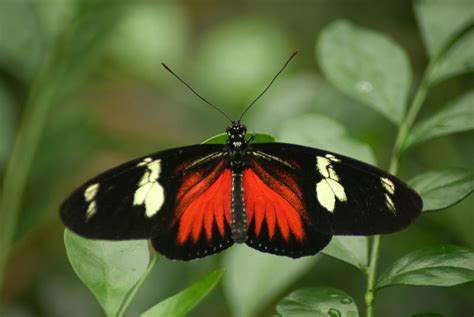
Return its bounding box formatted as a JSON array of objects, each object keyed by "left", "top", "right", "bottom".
[
  {"left": 223, "top": 245, "right": 317, "bottom": 317},
  {"left": 64, "top": 230, "right": 150, "bottom": 316},
  {"left": 428, "top": 30, "right": 474, "bottom": 84},
  {"left": 276, "top": 287, "right": 359, "bottom": 317},
  {"left": 278, "top": 114, "right": 376, "bottom": 165},
  {"left": 414, "top": 0, "right": 474, "bottom": 57},
  {"left": 322, "top": 236, "right": 368, "bottom": 271},
  {"left": 405, "top": 90, "right": 474, "bottom": 150},
  {"left": 409, "top": 168, "right": 474, "bottom": 212},
  {"left": 317, "top": 20, "right": 411, "bottom": 124},
  {"left": 141, "top": 270, "right": 224, "bottom": 317},
  {"left": 202, "top": 132, "right": 275, "bottom": 145},
  {"left": 376, "top": 245, "right": 474, "bottom": 289}
]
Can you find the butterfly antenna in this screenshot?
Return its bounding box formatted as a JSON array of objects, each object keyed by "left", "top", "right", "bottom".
[
  {"left": 161, "top": 63, "right": 233, "bottom": 122},
  {"left": 238, "top": 50, "right": 298, "bottom": 122}
]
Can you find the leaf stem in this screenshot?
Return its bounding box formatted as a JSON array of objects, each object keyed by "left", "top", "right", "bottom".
[
  {"left": 363, "top": 19, "right": 474, "bottom": 317},
  {"left": 117, "top": 253, "right": 160, "bottom": 317}
]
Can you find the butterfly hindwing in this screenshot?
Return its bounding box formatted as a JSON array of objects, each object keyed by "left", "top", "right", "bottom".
[
  {"left": 60, "top": 144, "right": 233, "bottom": 251},
  {"left": 247, "top": 143, "right": 422, "bottom": 236}
]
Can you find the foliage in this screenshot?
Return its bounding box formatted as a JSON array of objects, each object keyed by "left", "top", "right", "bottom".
[{"left": 274, "top": 1, "right": 474, "bottom": 317}]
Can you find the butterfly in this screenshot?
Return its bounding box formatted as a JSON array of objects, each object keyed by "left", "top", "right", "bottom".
[{"left": 60, "top": 52, "right": 423, "bottom": 261}]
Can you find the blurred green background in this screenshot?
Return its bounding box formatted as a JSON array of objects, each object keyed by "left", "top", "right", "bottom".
[{"left": 0, "top": 0, "right": 472, "bottom": 316}]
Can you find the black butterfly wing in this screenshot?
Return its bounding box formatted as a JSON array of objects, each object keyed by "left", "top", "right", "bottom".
[
  {"left": 246, "top": 143, "right": 422, "bottom": 236},
  {"left": 60, "top": 144, "right": 234, "bottom": 260}
]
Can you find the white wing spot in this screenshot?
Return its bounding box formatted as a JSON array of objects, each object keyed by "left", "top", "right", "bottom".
[
  {"left": 316, "top": 179, "right": 347, "bottom": 213},
  {"left": 84, "top": 183, "right": 99, "bottom": 202},
  {"left": 316, "top": 181, "right": 336, "bottom": 212},
  {"left": 329, "top": 167, "right": 340, "bottom": 181},
  {"left": 133, "top": 159, "right": 165, "bottom": 217},
  {"left": 86, "top": 201, "right": 97, "bottom": 219},
  {"left": 315, "top": 156, "right": 346, "bottom": 213},
  {"left": 84, "top": 183, "right": 99, "bottom": 219},
  {"left": 385, "top": 193, "right": 396, "bottom": 211},
  {"left": 381, "top": 177, "right": 395, "bottom": 195},
  {"left": 325, "top": 153, "right": 341, "bottom": 162},
  {"left": 316, "top": 157, "right": 331, "bottom": 178},
  {"left": 137, "top": 157, "right": 153, "bottom": 167}
]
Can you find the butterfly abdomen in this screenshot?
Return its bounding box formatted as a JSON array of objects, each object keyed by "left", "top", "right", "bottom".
[{"left": 231, "top": 172, "right": 247, "bottom": 243}]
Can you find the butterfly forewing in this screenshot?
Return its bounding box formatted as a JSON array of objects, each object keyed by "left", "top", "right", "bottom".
[
  {"left": 62, "top": 144, "right": 236, "bottom": 260},
  {"left": 247, "top": 143, "right": 423, "bottom": 236}
]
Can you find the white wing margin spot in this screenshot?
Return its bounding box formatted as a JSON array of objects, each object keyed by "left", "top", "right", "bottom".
[
  {"left": 133, "top": 158, "right": 165, "bottom": 217},
  {"left": 84, "top": 183, "right": 99, "bottom": 219}
]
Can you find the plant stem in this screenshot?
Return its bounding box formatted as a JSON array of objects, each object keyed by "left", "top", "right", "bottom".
[
  {"left": 117, "top": 254, "right": 160, "bottom": 317},
  {"left": 364, "top": 235, "right": 381, "bottom": 317},
  {"left": 364, "top": 68, "right": 431, "bottom": 317}
]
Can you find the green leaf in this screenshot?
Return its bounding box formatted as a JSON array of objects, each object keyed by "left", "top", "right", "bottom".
[
  {"left": 223, "top": 245, "right": 317, "bottom": 317},
  {"left": 141, "top": 270, "right": 224, "bottom": 317},
  {"left": 275, "top": 287, "right": 359, "bottom": 317},
  {"left": 405, "top": 90, "right": 474, "bottom": 150},
  {"left": 408, "top": 168, "right": 474, "bottom": 212},
  {"left": 412, "top": 314, "right": 445, "bottom": 317},
  {"left": 64, "top": 230, "right": 150, "bottom": 316},
  {"left": 317, "top": 20, "right": 411, "bottom": 124},
  {"left": 322, "top": 236, "right": 368, "bottom": 271},
  {"left": 376, "top": 245, "right": 474, "bottom": 290},
  {"left": 277, "top": 114, "right": 375, "bottom": 165},
  {"left": 202, "top": 132, "right": 275, "bottom": 145},
  {"left": 245, "top": 74, "right": 375, "bottom": 135},
  {"left": 428, "top": 30, "right": 474, "bottom": 84},
  {"left": 414, "top": 0, "right": 474, "bottom": 57}
]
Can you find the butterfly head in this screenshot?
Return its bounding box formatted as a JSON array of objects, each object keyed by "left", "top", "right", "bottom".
[
  {"left": 226, "top": 122, "right": 247, "bottom": 162},
  {"left": 227, "top": 122, "right": 247, "bottom": 143}
]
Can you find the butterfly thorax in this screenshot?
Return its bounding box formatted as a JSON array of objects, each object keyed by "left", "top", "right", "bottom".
[
  {"left": 226, "top": 122, "right": 249, "bottom": 243},
  {"left": 226, "top": 122, "right": 248, "bottom": 171}
]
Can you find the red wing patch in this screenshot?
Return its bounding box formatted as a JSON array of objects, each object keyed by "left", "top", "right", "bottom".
[
  {"left": 243, "top": 163, "right": 307, "bottom": 241},
  {"left": 175, "top": 164, "right": 231, "bottom": 245}
]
